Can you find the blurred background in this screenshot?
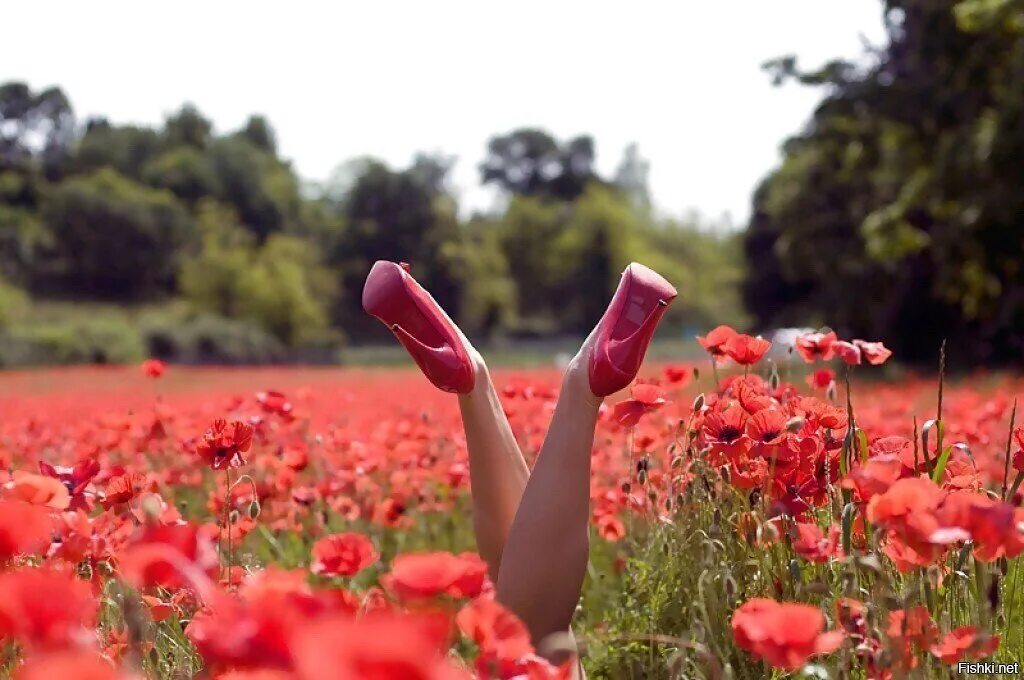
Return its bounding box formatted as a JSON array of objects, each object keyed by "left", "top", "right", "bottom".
[{"left": 0, "top": 0, "right": 1021, "bottom": 368}]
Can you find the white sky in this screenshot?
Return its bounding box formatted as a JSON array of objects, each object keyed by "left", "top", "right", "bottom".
[{"left": 3, "top": 1, "right": 887, "bottom": 225}]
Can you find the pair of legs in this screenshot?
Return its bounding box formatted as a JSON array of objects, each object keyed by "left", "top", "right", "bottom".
[
  {"left": 362, "top": 260, "right": 677, "bottom": 668},
  {"left": 459, "top": 338, "right": 601, "bottom": 657}
]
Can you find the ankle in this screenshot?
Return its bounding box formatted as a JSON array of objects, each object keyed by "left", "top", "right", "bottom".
[{"left": 563, "top": 354, "right": 603, "bottom": 410}]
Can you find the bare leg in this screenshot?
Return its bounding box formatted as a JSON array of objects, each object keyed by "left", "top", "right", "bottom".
[
  {"left": 457, "top": 350, "right": 530, "bottom": 578},
  {"left": 495, "top": 341, "right": 602, "bottom": 654}
]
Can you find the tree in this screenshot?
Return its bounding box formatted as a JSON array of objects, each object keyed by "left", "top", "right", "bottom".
[
  {"left": 613, "top": 143, "right": 652, "bottom": 213},
  {"left": 41, "top": 168, "right": 195, "bottom": 298},
  {"left": 480, "top": 128, "right": 599, "bottom": 201},
  {"left": 745, "top": 0, "right": 1024, "bottom": 364},
  {"left": 0, "top": 82, "right": 74, "bottom": 176},
  {"left": 330, "top": 157, "right": 466, "bottom": 337}
]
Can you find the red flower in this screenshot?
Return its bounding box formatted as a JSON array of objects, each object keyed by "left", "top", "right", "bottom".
[
  {"left": 291, "top": 613, "right": 458, "bottom": 680},
  {"left": 9, "top": 472, "right": 70, "bottom": 510},
  {"left": 100, "top": 471, "right": 149, "bottom": 510},
  {"left": 457, "top": 597, "right": 533, "bottom": 662},
  {"left": 0, "top": 500, "right": 53, "bottom": 564},
  {"left": 0, "top": 567, "right": 97, "bottom": 650},
  {"left": 311, "top": 532, "right": 378, "bottom": 577},
  {"left": 724, "top": 334, "right": 772, "bottom": 366},
  {"left": 806, "top": 369, "right": 835, "bottom": 390},
  {"left": 866, "top": 477, "right": 945, "bottom": 553},
  {"left": 929, "top": 626, "right": 999, "bottom": 663},
  {"left": 704, "top": 405, "right": 748, "bottom": 445},
  {"left": 140, "top": 358, "right": 166, "bottom": 378},
  {"left": 731, "top": 598, "right": 844, "bottom": 670},
  {"left": 832, "top": 341, "right": 862, "bottom": 366},
  {"left": 611, "top": 384, "right": 666, "bottom": 428},
  {"left": 746, "top": 408, "right": 788, "bottom": 447},
  {"left": 841, "top": 454, "right": 903, "bottom": 502},
  {"left": 119, "top": 523, "right": 219, "bottom": 594},
  {"left": 384, "top": 551, "right": 487, "bottom": 601},
  {"left": 697, "top": 325, "right": 737, "bottom": 360},
  {"left": 853, "top": 340, "right": 892, "bottom": 366},
  {"left": 662, "top": 364, "right": 691, "bottom": 385},
  {"left": 196, "top": 419, "right": 254, "bottom": 470},
  {"left": 794, "top": 331, "right": 837, "bottom": 362},
  {"left": 38, "top": 459, "right": 100, "bottom": 512},
  {"left": 791, "top": 522, "right": 839, "bottom": 563},
  {"left": 15, "top": 650, "right": 121, "bottom": 680}
]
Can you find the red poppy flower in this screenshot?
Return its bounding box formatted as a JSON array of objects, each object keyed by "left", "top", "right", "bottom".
[
  {"left": 791, "top": 522, "right": 839, "bottom": 563},
  {"left": 9, "top": 472, "right": 70, "bottom": 510},
  {"left": 0, "top": 567, "right": 98, "bottom": 650},
  {"left": 841, "top": 454, "right": 903, "bottom": 502},
  {"left": 256, "top": 390, "right": 294, "bottom": 418},
  {"left": 853, "top": 340, "right": 892, "bottom": 366},
  {"left": 806, "top": 369, "right": 835, "bottom": 390},
  {"left": 704, "top": 405, "right": 748, "bottom": 445},
  {"left": 697, "top": 325, "right": 738, "bottom": 359},
  {"left": 731, "top": 598, "right": 844, "bottom": 670},
  {"left": 291, "top": 613, "right": 459, "bottom": 680},
  {"left": 611, "top": 384, "right": 666, "bottom": 428},
  {"left": 662, "top": 364, "right": 691, "bottom": 385},
  {"left": 0, "top": 500, "right": 53, "bottom": 564},
  {"left": 100, "top": 471, "right": 149, "bottom": 510},
  {"left": 15, "top": 650, "right": 122, "bottom": 680},
  {"left": 119, "top": 523, "right": 219, "bottom": 594},
  {"left": 794, "top": 331, "right": 837, "bottom": 362},
  {"left": 596, "top": 513, "right": 626, "bottom": 542},
  {"left": 38, "top": 459, "right": 100, "bottom": 512},
  {"left": 196, "top": 419, "right": 254, "bottom": 470},
  {"left": 724, "top": 334, "right": 772, "bottom": 366},
  {"left": 866, "top": 477, "right": 945, "bottom": 551},
  {"left": 832, "top": 341, "right": 862, "bottom": 365},
  {"left": 746, "top": 408, "right": 788, "bottom": 447},
  {"left": 929, "top": 626, "right": 999, "bottom": 663},
  {"left": 887, "top": 606, "right": 938, "bottom": 669},
  {"left": 384, "top": 551, "right": 487, "bottom": 601},
  {"left": 140, "top": 359, "right": 166, "bottom": 378},
  {"left": 310, "top": 532, "right": 378, "bottom": 577},
  {"left": 457, "top": 597, "right": 533, "bottom": 662}
]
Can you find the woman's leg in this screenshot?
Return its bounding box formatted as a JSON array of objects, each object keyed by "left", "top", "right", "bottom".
[
  {"left": 495, "top": 342, "right": 602, "bottom": 653},
  {"left": 457, "top": 350, "right": 530, "bottom": 578}
]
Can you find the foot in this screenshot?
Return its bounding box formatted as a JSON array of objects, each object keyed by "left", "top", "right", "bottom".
[
  {"left": 586, "top": 263, "right": 677, "bottom": 397},
  {"left": 362, "top": 261, "right": 476, "bottom": 394}
]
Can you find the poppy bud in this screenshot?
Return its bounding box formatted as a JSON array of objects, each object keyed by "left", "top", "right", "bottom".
[
  {"left": 671, "top": 455, "right": 685, "bottom": 468},
  {"left": 637, "top": 469, "right": 648, "bottom": 485},
  {"left": 769, "top": 364, "right": 780, "bottom": 391},
  {"left": 788, "top": 558, "right": 802, "bottom": 583},
  {"left": 248, "top": 499, "right": 261, "bottom": 519},
  {"left": 621, "top": 482, "right": 631, "bottom": 494},
  {"left": 786, "top": 416, "right": 805, "bottom": 433},
  {"left": 693, "top": 367, "right": 700, "bottom": 381},
  {"left": 692, "top": 393, "right": 705, "bottom": 412},
  {"left": 826, "top": 380, "right": 837, "bottom": 403}
]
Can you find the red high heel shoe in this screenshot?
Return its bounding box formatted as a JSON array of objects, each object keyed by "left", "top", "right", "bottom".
[
  {"left": 588, "top": 263, "right": 678, "bottom": 397},
  {"left": 362, "top": 261, "right": 475, "bottom": 394}
]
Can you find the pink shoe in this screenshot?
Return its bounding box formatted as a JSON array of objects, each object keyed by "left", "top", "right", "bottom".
[
  {"left": 588, "top": 263, "right": 678, "bottom": 396},
  {"left": 362, "top": 261, "right": 475, "bottom": 394}
]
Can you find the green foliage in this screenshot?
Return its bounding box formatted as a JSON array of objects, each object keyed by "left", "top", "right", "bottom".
[
  {"left": 41, "top": 168, "right": 195, "bottom": 298},
  {"left": 142, "top": 313, "right": 289, "bottom": 364},
  {"left": 746, "top": 0, "right": 1024, "bottom": 363},
  {"left": 0, "top": 316, "right": 146, "bottom": 366},
  {"left": 1, "top": 78, "right": 751, "bottom": 361},
  {"left": 180, "top": 202, "right": 336, "bottom": 345},
  {"left": 0, "top": 276, "right": 27, "bottom": 329}
]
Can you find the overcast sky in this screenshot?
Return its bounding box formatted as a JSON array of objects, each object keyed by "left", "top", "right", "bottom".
[{"left": 4, "top": 1, "right": 887, "bottom": 224}]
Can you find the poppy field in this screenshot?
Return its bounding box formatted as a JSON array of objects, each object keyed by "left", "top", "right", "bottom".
[{"left": 0, "top": 330, "right": 1022, "bottom": 679}]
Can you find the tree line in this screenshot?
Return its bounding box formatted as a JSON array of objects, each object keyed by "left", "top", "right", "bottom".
[
  {"left": 745, "top": 0, "right": 1024, "bottom": 365},
  {"left": 0, "top": 83, "right": 744, "bottom": 364}
]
